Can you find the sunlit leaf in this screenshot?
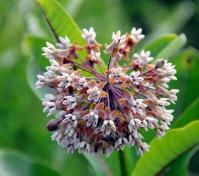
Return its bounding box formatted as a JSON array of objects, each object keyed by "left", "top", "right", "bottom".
[
  {"left": 143, "top": 34, "right": 177, "bottom": 57},
  {"left": 37, "top": 0, "right": 106, "bottom": 71},
  {"left": 156, "top": 34, "right": 186, "bottom": 59},
  {"left": 37, "top": 0, "right": 84, "bottom": 44},
  {"left": 132, "top": 120, "right": 199, "bottom": 176}
]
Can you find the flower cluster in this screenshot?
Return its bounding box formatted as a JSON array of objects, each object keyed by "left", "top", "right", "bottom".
[{"left": 36, "top": 27, "right": 179, "bottom": 156}]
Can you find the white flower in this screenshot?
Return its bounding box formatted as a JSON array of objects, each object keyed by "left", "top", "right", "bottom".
[
  {"left": 63, "top": 114, "right": 78, "bottom": 128},
  {"left": 35, "top": 75, "right": 46, "bottom": 88},
  {"left": 143, "top": 116, "right": 158, "bottom": 130},
  {"left": 157, "top": 98, "right": 170, "bottom": 106},
  {"left": 83, "top": 112, "right": 98, "bottom": 128},
  {"left": 89, "top": 50, "right": 101, "bottom": 62},
  {"left": 128, "top": 118, "right": 143, "bottom": 132},
  {"left": 101, "top": 120, "right": 116, "bottom": 136},
  {"left": 76, "top": 77, "right": 88, "bottom": 90},
  {"left": 63, "top": 96, "right": 77, "bottom": 110},
  {"left": 130, "top": 28, "right": 145, "bottom": 43},
  {"left": 109, "top": 67, "right": 123, "bottom": 83},
  {"left": 42, "top": 42, "right": 56, "bottom": 60},
  {"left": 133, "top": 50, "right": 153, "bottom": 66},
  {"left": 105, "top": 31, "right": 124, "bottom": 55},
  {"left": 169, "top": 89, "right": 179, "bottom": 104},
  {"left": 130, "top": 71, "right": 144, "bottom": 85},
  {"left": 57, "top": 73, "right": 73, "bottom": 89},
  {"left": 82, "top": 27, "right": 96, "bottom": 44},
  {"left": 112, "top": 31, "right": 122, "bottom": 43},
  {"left": 115, "top": 137, "right": 129, "bottom": 150},
  {"left": 87, "top": 86, "right": 101, "bottom": 102},
  {"left": 156, "top": 60, "right": 177, "bottom": 87},
  {"left": 130, "top": 98, "right": 147, "bottom": 115},
  {"left": 56, "top": 36, "right": 70, "bottom": 49},
  {"left": 42, "top": 94, "right": 56, "bottom": 116},
  {"left": 137, "top": 142, "right": 149, "bottom": 155},
  {"left": 77, "top": 141, "right": 90, "bottom": 153}
]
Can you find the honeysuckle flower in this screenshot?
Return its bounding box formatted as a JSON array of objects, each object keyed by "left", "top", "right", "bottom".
[{"left": 36, "top": 27, "right": 179, "bottom": 156}]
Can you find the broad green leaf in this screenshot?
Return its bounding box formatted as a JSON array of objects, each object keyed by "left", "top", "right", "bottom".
[
  {"left": 37, "top": 0, "right": 84, "bottom": 44},
  {"left": 0, "top": 150, "right": 61, "bottom": 176},
  {"left": 170, "top": 48, "right": 199, "bottom": 117},
  {"left": 164, "top": 146, "right": 199, "bottom": 176},
  {"left": 37, "top": 0, "right": 106, "bottom": 71},
  {"left": 132, "top": 120, "right": 199, "bottom": 176},
  {"left": 103, "top": 152, "right": 121, "bottom": 176},
  {"left": 173, "top": 98, "right": 199, "bottom": 128},
  {"left": 168, "top": 99, "right": 199, "bottom": 176},
  {"left": 123, "top": 148, "right": 138, "bottom": 176},
  {"left": 143, "top": 34, "right": 177, "bottom": 57},
  {"left": 155, "top": 34, "right": 186, "bottom": 60}
]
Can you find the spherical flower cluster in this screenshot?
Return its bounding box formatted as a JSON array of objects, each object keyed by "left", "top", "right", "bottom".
[{"left": 36, "top": 27, "right": 179, "bottom": 156}]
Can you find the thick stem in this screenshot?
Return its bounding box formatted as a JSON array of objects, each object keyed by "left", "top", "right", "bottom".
[{"left": 119, "top": 150, "right": 127, "bottom": 176}]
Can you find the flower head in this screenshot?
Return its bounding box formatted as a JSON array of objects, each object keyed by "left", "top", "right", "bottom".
[{"left": 36, "top": 27, "right": 179, "bottom": 156}]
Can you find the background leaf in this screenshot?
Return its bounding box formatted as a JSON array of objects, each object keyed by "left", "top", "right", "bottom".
[
  {"left": 164, "top": 146, "right": 199, "bottom": 176},
  {"left": 0, "top": 150, "right": 61, "bottom": 176},
  {"left": 143, "top": 34, "right": 177, "bottom": 57},
  {"left": 155, "top": 33, "right": 186, "bottom": 59},
  {"left": 173, "top": 98, "right": 199, "bottom": 128},
  {"left": 170, "top": 48, "right": 199, "bottom": 117},
  {"left": 132, "top": 120, "right": 199, "bottom": 176},
  {"left": 37, "top": 0, "right": 84, "bottom": 44}
]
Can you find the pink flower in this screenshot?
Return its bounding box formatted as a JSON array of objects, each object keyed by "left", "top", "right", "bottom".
[{"left": 36, "top": 27, "right": 178, "bottom": 156}]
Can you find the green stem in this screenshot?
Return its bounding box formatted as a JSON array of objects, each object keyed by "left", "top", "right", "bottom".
[{"left": 119, "top": 150, "right": 127, "bottom": 176}]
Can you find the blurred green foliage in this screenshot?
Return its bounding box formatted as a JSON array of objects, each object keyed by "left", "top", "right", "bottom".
[{"left": 0, "top": 0, "right": 199, "bottom": 175}]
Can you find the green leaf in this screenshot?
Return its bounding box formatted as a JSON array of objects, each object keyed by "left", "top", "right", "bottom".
[
  {"left": 103, "top": 152, "right": 121, "bottom": 176},
  {"left": 132, "top": 120, "right": 199, "bottom": 176},
  {"left": 84, "top": 154, "right": 111, "bottom": 176},
  {"left": 149, "top": 1, "right": 195, "bottom": 38},
  {"left": 170, "top": 98, "right": 199, "bottom": 176},
  {"left": 37, "top": 0, "right": 106, "bottom": 71},
  {"left": 173, "top": 98, "right": 199, "bottom": 128},
  {"left": 164, "top": 146, "right": 199, "bottom": 176},
  {"left": 52, "top": 150, "right": 94, "bottom": 176},
  {"left": 24, "top": 36, "right": 49, "bottom": 100},
  {"left": 0, "top": 150, "right": 61, "bottom": 176},
  {"left": 37, "top": 0, "right": 84, "bottom": 44},
  {"left": 155, "top": 34, "right": 186, "bottom": 60},
  {"left": 143, "top": 34, "right": 177, "bottom": 57},
  {"left": 170, "top": 48, "right": 199, "bottom": 117},
  {"left": 123, "top": 148, "right": 138, "bottom": 175}
]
